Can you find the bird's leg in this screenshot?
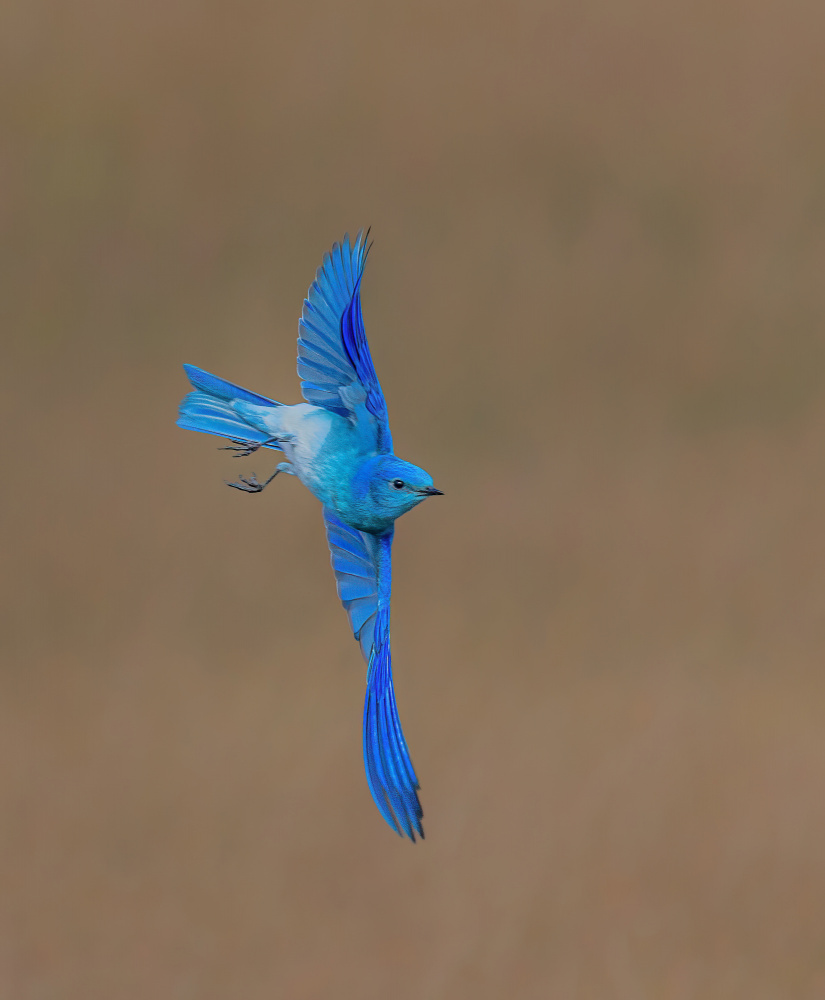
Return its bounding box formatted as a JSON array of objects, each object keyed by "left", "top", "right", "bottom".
[
  {"left": 226, "top": 469, "right": 281, "bottom": 493},
  {"left": 225, "top": 461, "right": 294, "bottom": 494},
  {"left": 219, "top": 437, "right": 279, "bottom": 458}
]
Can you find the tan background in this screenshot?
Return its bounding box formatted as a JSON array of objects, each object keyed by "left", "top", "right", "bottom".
[{"left": 3, "top": 1, "right": 825, "bottom": 996}]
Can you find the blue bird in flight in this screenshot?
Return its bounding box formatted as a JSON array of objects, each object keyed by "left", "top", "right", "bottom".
[{"left": 177, "top": 232, "right": 441, "bottom": 840}]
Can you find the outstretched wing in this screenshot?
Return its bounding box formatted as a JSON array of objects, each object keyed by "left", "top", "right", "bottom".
[
  {"left": 297, "top": 231, "right": 393, "bottom": 453},
  {"left": 323, "top": 509, "right": 423, "bottom": 841},
  {"left": 323, "top": 507, "right": 380, "bottom": 662}
]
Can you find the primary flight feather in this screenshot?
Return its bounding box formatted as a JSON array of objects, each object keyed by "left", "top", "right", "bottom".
[{"left": 177, "top": 232, "right": 441, "bottom": 841}]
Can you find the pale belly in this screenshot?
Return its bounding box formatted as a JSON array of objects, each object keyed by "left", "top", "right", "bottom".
[{"left": 258, "top": 403, "right": 360, "bottom": 506}]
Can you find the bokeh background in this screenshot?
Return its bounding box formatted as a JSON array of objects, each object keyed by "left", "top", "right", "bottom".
[{"left": 3, "top": 1, "right": 825, "bottom": 996}]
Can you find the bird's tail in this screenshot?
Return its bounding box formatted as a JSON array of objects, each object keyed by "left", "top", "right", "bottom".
[{"left": 177, "top": 364, "right": 283, "bottom": 448}]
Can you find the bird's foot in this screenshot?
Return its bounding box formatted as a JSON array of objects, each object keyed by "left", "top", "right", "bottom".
[
  {"left": 219, "top": 437, "right": 278, "bottom": 458},
  {"left": 225, "top": 468, "right": 282, "bottom": 493}
]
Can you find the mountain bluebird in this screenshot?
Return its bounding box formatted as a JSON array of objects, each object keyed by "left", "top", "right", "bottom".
[{"left": 177, "top": 232, "right": 441, "bottom": 841}]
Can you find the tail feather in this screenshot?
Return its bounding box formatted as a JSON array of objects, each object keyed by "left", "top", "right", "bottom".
[
  {"left": 182, "top": 364, "right": 280, "bottom": 407},
  {"left": 177, "top": 392, "right": 283, "bottom": 449},
  {"left": 177, "top": 365, "right": 283, "bottom": 448}
]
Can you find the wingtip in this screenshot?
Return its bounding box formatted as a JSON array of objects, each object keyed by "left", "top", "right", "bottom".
[{"left": 351, "top": 227, "right": 372, "bottom": 264}]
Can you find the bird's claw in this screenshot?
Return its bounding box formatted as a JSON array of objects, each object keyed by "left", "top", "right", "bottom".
[
  {"left": 220, "top": 437, "right": 277, "bottom": 458},
  {"left": 226, "top": 473, "right": 266, "bottom": 493},
  {"left": 225, "top": 468, "right": 282, "bottom": 493}
]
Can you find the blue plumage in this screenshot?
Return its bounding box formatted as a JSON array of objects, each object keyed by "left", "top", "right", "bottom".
[
  {"left": 183, "top": 363, "right": 281, "bottom": 407},
  {"left": 178, "top": 364, "right": 284, "bottom": 449},
  {"left": 341, "top": 277, "right": 392, "bottom": 452},
  {"left": 176, "top": 232, "right": 441, "bottom": 841},
  {"left": 323, "top": 508, "right": 379, "bottom": 661},
  {"left": 297, "top": 234, "right": 371, "bottom": 420},
  {"left": 362, "top": 539, "right": 423, "bottom": 840},
  {"left": 178, "top": 390, "right": 284, "bottom": 449}
]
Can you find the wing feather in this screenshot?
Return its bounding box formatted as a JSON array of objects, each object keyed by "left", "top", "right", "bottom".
[
  {"left": 323, "top": 510, "right": 423, "bottom": 840},
  {"left": 297, "top": 231, "right": 392, "bottom": 451}
]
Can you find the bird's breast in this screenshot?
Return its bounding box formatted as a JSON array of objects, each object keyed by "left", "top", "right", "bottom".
[{"left": 267, "top": 405, "right": 369, "bottom": 512}]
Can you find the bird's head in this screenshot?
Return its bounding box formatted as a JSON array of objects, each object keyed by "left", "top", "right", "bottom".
[{"left": 351, "top": 455, "right": 442, "bottom": 531}]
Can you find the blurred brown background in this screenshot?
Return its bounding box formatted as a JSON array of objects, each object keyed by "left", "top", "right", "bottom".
[{"left": 2, "top": 1, "right": 825, "bottom": 996}]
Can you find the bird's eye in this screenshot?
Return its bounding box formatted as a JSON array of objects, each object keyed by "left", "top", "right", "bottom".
[{"left": 391, "top": 479, "right": 405, "bottom": 489}]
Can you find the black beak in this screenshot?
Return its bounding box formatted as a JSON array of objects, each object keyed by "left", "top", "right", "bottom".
[{"left": 421, "top": 486, "right": 444, "bottom": 496}]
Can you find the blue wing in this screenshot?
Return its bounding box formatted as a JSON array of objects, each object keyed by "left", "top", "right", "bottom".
[
  {"left": 323, "top": 509, "right": 423, "bottom": 841},
  {"left": 323, "top": 508, "right": 380, "bottom": 661},
  {"left": 298, "top": 232, "right": 393, "bottom": 453}
]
